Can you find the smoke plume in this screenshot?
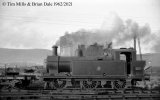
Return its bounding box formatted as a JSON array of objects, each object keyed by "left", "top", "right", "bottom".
[{"left": 56, "top": 14, "right": 160, "bottom": 53}]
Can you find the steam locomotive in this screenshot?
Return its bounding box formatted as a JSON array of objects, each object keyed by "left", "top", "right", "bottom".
[{"left": 43, "top": 43, "right": 149, "bottom": 90}]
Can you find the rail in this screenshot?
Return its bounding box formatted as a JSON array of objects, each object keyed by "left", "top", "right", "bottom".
[{"left": 0, "top": 89, "right": 160, "bottom": 100}]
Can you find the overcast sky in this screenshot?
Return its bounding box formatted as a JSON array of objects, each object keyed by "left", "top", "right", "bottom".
[{"left": 0, "top": 0, "right": 160, "bottom": 52}]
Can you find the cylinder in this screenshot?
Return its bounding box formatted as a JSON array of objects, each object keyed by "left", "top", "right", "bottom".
[{"left": 52, "top": 45, "right": 58, "bottom": 56}]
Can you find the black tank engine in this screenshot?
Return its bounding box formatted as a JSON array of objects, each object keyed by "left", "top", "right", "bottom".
[{"left": 43, "top": 43, "right": 148, "bottom": 89}]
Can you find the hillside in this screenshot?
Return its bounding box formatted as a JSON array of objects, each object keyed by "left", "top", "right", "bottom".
[
  {"left": 0, "top": 48, "right": 52, "bottom": 66},
  {"left": 137, "top": 53, "right": 160, "bottom": 67}
]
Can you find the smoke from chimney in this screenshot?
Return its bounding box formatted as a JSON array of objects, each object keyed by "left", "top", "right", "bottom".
[{"left": 56, "top": 14, "right": 160, "bottom": 54}]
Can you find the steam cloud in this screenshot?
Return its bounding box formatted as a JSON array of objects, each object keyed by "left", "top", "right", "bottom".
[{"left": 56, "top": 14, "right": 160, "bottom": 53}]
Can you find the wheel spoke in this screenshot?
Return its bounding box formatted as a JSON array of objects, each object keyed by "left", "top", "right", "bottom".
[
  {"left": 114, "top": 79, "right": 126, "bottom": 89},
  {"left": 53, "top": 79, "right": 66, "bottom": 88},
  {"left": 83, "top": 80, "right": 97, "bottom": 88}
]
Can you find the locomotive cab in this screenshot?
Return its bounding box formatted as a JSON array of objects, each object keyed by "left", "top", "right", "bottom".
[{"left": 113, "top": 48, "right": 145, "bottom": 79}]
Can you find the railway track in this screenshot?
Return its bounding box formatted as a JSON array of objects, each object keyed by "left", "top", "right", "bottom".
[{"left": 0, "top": 89, "right": 160, "bottom": 100}]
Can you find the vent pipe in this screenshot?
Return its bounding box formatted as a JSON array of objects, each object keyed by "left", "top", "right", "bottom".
[
  {"left": 77, "top": 45, "right": 84, "bottom": 57},
  {"left": 134, "top": 36, "right": 136, "bottom": 50}
]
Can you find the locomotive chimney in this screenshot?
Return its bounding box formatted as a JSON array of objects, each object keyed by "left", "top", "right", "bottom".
[{"left": 52, "top": 45, "right": 58, "bottom": 56}]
